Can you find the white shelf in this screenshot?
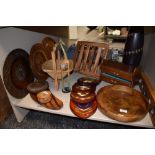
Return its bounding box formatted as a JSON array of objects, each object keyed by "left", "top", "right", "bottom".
[{"left": 14, "top": 73, "right": 153, "bottom": 128}]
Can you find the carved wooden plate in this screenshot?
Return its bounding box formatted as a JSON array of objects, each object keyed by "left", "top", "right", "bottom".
[
  {"left": 29, "top": 43, "right": 51, "bottom": 80},
  {"left": 97, "top": 85, "right": 148, "bottom": 122},
  {"left": 42, "top": 37, "right": 56, "bottom": 56},
  {"left": 3, "top": 49, "right": 34, "bottom": 98}
]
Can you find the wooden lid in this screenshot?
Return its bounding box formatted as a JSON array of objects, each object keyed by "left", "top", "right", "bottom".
[
  {"left": 101, "top": 60, "right": 135, "bottom": 74},
  {"left": 77, "top": 77, "right": 100, "bottom": 87},
  {"left": 71, "top": 83, "right": 96, "bottom": 103},
  {"left": 97, "top": 85, "right": 148, "bottom": 122},
  {"left": 3, "top": 49, "right": 34, "bottom": 98},
  {"left": 27, "top": 81, "right": 49, "bottom": 93}
]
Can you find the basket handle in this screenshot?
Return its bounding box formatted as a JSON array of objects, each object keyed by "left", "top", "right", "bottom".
[
  {"left": 51, "top": 44, "right": 57, "bottom": 70},
  {"left": 59, "top": 40, "right": 68, "bottom": 60}
]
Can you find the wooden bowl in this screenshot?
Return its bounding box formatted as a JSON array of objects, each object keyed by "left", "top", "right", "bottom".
[
  {"left": 37, "top": 90, "right": 52, "bottom": 104},
  {"left": 27, "top": 81, "right": 49, "bottom": 94},
  {"left": 97, "top": 85, "right": 148, "bottom": 122},
  {"left": 3, "top": 49, "right": 34, "bottom": 98}
]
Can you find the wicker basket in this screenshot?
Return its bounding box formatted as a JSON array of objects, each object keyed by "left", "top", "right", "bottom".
[
  {"left": 42, "top": 59, "right": 73, "bottom": 79},
  {"left": 42, "top": 43, "right": 73, "bottom": 90}
]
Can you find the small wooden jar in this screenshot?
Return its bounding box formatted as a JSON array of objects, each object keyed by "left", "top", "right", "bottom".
[{"left": 70, "top": 77, "right": 99, "bottom": 119}]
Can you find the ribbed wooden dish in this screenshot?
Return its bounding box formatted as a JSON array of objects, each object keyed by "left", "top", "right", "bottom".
[{"left": 97, "top": 85, "right": 148, "bottom": 122}]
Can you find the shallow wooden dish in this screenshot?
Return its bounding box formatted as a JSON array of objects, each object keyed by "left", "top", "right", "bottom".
[
  {"left": 97, "top": 85, "right": 148, "bottom": 122},
  {"left": 42, "top": 37, "right": 56, "bottom": 55},
  {"left": 29, "top": 43, "right": 50, "bottom": 80},
  {"left": 3, "top": 49, "right": 34, "bottom": 98}
]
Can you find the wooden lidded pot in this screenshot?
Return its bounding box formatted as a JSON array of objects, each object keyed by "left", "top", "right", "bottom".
[{"left": 70, "top": 77, "right": 99, "bottom": 119}]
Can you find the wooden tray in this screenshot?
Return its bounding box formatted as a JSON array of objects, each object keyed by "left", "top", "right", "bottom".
[
  {"left": 29, "top": 43, "right": 50, "bottom": 80},
  {"left": 97, "top": 85, "right": 148, "bottom": 122},
  {"left": 3, "top": 49, "right": 34, "bottom": 98}
]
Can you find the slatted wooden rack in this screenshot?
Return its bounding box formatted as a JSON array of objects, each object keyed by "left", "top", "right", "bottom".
[{"left": 73, "top": 41, "right": 109, "bottom": 78}]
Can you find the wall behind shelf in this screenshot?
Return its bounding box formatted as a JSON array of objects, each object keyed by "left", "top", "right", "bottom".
[{"left": 0, "top": 27, "right": 60, "bottom": 89}]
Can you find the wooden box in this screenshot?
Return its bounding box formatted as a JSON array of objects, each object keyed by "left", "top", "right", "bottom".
[{"left": 100, "top": 60, "right": 141, "bottom": 87}]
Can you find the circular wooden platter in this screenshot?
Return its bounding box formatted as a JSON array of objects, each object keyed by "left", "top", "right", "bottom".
[
  {"left": 42, "top": 37, "right": 56, "bottom": 55},
  {"left": 3, "top": 49, "right": 34, "bottom": 98},
  {"left": 96, "top": 85, "right": 148, "bottom": 122},
  {"left": 29, "top": 43, "right": 50, "bottom": 80}
]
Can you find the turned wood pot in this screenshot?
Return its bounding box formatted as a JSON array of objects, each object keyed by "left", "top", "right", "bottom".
[{"left": 70, "top": 80, "right": 98, "bottom": 119}]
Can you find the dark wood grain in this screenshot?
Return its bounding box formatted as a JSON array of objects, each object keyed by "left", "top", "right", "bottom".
[
  {"left": 29, "top": 43, "right": 50, "bottom": 80},
  {"left": 3, "top": 49, "right": 34, "bottom": 98}
]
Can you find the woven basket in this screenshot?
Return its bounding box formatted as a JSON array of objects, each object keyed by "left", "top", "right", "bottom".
[{"left": 42, "top": 43, "right": 73, "bottom": 90}]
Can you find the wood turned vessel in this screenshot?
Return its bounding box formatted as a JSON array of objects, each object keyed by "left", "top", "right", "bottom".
[{"left": 70, "top": 77, "right": 99, "bottom": 119}]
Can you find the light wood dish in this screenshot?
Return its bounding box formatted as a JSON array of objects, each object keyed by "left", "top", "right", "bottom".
[{"left": 97, "top": 85, "right": 148, "bottom": 122}]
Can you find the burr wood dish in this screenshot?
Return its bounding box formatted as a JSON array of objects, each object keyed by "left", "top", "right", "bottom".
[
  {"left": 3, "top": 49, "right": 34, "bottom": 98},
  {"left": 96, "top": 85, "right": 148, "bottom": 122}
]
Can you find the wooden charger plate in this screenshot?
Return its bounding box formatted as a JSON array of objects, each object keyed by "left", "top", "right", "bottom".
[
  {"left": 3, "top": 49, "right": 34, "bottom": 98},
  {"left": 29, "top": 43, "right": 51, "bottom": 80},
  {"left": 42, "top": 37, "right": 56, "bottom": 55},
  {"left": 96, "top": 85, "right": 148, "bottom": 122}
]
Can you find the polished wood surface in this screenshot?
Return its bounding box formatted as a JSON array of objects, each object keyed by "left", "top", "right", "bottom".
[
  {"left": 71, "top": 83, "right": 96, "bottom": 103},
  {"left": 97, "top": 85, "right": 148, "bottom": 122},
  {"left": 0, "top": 76, "right": 13, "bottom": 122},
  {"left": 70, "top": 100, "right": 97, "bottom": 119},
  {"left": 27, "top": 81, "right": 49, "bottom": 94},
  {"left": 101, "top": 60, "right": 141, "bottom": 87},
  {"left": 3, "top": 49, "right": 34, "bottom": 98},
  {"left": 29, "top": 43, "right": 50, "bottom": 80},
  {"left": 73, "top": 41, "right": 109, "bottom": 78}
]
